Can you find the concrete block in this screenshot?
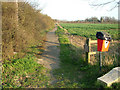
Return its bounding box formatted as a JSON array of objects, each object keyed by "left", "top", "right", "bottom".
[{"left": 97, "top": 67, "right": 120, "bottom": 87}]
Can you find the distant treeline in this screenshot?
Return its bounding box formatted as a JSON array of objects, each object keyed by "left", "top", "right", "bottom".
[
  {"left": 2, "top": 2, "right": 54, "bottom": 60},
  {"left": 55, "top": 16, "right": 118, "bottom": 24}
]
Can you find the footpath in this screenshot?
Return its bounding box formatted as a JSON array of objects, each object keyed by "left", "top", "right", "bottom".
[{"left": 37, "top": 25, "right": 60, "bottom": 84}]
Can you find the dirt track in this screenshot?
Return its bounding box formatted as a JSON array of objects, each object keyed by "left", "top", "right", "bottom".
[
  {"left": 37, "top": 25, "right": 60, "bottom": 69},
  {"left": 37, "top": 25, "right": 60, "bottom": 84}
]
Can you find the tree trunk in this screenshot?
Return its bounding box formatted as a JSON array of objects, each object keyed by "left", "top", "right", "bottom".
[{"left": 14, "top": 0, "right": 19, "bottom": 52}]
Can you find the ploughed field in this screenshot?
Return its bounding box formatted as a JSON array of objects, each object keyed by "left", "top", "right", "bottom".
[{"left": 60, "top": 23, "right": 119, "bottom": 40}]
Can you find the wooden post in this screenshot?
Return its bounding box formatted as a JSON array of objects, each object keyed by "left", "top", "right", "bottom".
[
  {"left": 85, "top": 38, "right": 98, "bottom": 64},
  {"left": 86, "top": 38, "right": 91, "bottom": 63}
]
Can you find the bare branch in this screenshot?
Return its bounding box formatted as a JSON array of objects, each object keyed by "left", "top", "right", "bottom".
[
  {"left": 109, "top": 4, "right": 118, "bottom": 11},
  {"left": 90, "top": 0, "right": 116, "bottom": 6},
  {"left": 90, "top": 0, "right": 120, "bottom": 11}
]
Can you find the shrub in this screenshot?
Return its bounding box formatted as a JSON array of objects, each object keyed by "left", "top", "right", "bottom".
[{"left": 2, "top": 2, "right": 54, "bottom": 60}]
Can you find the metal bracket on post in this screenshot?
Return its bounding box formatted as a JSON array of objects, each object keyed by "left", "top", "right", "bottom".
[{"left": 99, "top": 51, "right": 102, "bottom": 71}]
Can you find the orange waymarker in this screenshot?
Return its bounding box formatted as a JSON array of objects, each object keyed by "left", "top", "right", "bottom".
[
  {"left": 97, "top": 39, "right": 110, "bottom": 52},
  {"left": 96, "top": 32, "right": 112, "bottom": 52}
]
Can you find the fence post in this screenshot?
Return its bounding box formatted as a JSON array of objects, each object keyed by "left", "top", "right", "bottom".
[{"left": 86, "top": 38, "right": 91, "bottom": 63}]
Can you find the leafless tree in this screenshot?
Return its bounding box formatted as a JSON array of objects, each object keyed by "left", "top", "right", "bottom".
[{"left": 90, "top": 0, "right": 120, "bottom": 11}]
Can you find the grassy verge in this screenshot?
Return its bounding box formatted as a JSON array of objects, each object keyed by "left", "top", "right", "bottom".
[
  {"left": 2, "top": 55, "right": 49, "bottom": 88},
  {"left": 2, "top": 43, "right": 51, "bottom": 88},
  {"left": 53, "top": 25, "right": 120, "bottom": 88}
]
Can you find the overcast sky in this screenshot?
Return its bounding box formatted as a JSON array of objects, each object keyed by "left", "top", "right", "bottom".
[{"left": 28, "top": 0, "right": 118, "bottom": 21}]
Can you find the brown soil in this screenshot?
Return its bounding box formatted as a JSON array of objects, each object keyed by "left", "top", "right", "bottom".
[{"left": 69, "top": 35, "right": 86, "bottom": 48}]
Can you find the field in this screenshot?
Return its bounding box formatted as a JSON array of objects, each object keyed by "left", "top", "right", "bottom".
[
  {"left": 53, "top": 23, "right": 120, "bottom": 88},
  {"left": 60, "top": 23, "right": 119, "bottom": 40}
]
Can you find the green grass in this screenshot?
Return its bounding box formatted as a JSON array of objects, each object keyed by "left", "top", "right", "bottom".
[
  {"left": 2, "top": 45, "right": 50, "bottom": 88},
  {"left": 53, "top": 25, "right": 119, "bottom": 88},
  {"left": 60, "top": 23, "right": 119, "bottom": 40}
]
